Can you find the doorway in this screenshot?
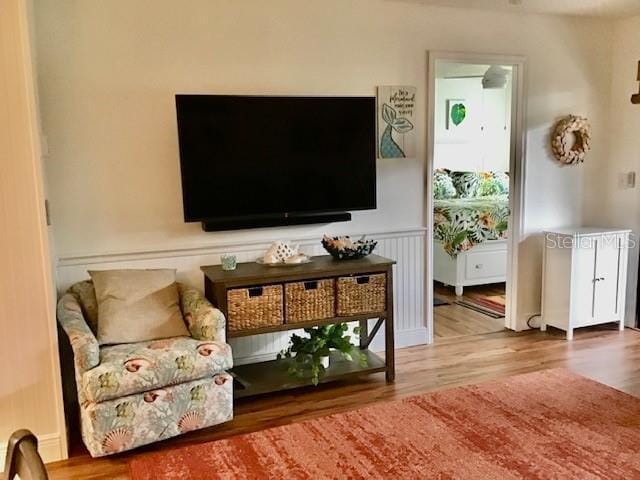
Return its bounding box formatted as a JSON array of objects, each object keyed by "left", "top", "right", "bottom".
[{"left": 426, "top": 52, "right": 526, "bottom": 342}]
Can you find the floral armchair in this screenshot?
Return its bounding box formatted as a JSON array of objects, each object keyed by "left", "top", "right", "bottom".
[{"left": 57, "top": 281, "right": 233, "bottom": 457}]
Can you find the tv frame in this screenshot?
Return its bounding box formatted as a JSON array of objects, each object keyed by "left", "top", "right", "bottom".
[{"left": 175, "top": 94, "right": 377, "bottom": 231}]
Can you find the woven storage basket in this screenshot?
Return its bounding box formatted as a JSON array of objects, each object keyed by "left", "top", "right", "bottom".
[
  {"left": 285, "top": 279, "right": 335, "bottom": 323},
  {"left": 227, "top": 284, "right": 283, "bottom": 332},
  {"left": 336, "top": 273, "right": 386, "bottom": 316}
]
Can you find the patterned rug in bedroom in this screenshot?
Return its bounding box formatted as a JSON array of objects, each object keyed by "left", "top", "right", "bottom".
[
  {"left": 129, "top": 369, "right": 640, "bottom": 479},
  {"left": 456, "top": 293, "right": 506, "bottom": 318}
]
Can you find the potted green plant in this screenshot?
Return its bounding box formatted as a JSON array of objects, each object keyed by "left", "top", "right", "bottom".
[{"left": 277, "top": 323, "right": 368, "bottom": 386}]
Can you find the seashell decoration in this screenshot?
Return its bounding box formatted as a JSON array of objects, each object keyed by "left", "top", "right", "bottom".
[
  {"left": 550, "top": 115, "right": 592, "bottom": 165},
  {"left": 178, "top": 410, "right": 204, "bottom": 433},
  {"left": 101, "top": 427, "right": 133, "bottom": 454},
  {"left": 322, "top": 235, "right": 377, "bottom": 260},
  {"left": 262, "top": 241, "right": 303, "bottom": 264},
  {"left": 284, "top": 253, "right": 308, "bottom": 264}
]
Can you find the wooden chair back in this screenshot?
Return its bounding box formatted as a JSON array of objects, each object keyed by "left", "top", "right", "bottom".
[{"left": 3, "top": 430, "right": 48, "bottom": 480}]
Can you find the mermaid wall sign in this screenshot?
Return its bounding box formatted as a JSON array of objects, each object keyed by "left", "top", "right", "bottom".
[{"left": 377, "top": 86, "right": 416, "bottom": 159}]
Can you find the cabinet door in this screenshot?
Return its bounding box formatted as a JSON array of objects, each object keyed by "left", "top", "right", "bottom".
[
  {"left": 572, "top": 239, "right": 596, "bottom": 326},
  {"left": 594, "top": 235, "right": 622, "bottom": 322}
]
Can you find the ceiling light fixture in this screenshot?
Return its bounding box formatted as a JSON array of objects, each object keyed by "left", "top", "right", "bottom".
[{"left": 482, "top": 66, "right": 509, "bottom": 89}]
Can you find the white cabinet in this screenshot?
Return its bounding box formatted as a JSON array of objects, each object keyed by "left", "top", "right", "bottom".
[{"left": 541, "top": 228, "right": 630, "bottom": 340}]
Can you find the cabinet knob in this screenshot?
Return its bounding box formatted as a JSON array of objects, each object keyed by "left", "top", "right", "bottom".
[
  {"left": 593, "top": 277, "right": 605, "bottom": 282},
  {"left": 475, "top": 264, "right": 483, "bottom": 269}
]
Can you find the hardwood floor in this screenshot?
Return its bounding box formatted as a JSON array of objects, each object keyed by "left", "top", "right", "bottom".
[
  {"left": 46, "top": 326, "right": 640, "bottom": 479},
  {"left": 434, "top": 282, "right": 506, "bottom": 339}
]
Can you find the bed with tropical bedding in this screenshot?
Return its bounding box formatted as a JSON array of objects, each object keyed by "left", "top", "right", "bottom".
[
  {"left": 433, "top": 171, "right": 510, "bottom": 257},
  {"left": 434, "top": 195, "right": 509, "bottom": 256}
]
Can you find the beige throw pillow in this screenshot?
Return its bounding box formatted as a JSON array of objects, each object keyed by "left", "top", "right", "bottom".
[{"left": 90, "top": 269, "right": 189, "bottom": 345}]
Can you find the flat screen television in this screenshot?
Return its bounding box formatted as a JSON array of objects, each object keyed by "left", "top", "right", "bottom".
[{"left": 175, "top": 95, "right": 376, "bottom": 231}]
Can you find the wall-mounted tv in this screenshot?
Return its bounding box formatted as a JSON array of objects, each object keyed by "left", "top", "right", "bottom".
[{"left": 175, "top": 95, "right": 376, "bottom": 231}]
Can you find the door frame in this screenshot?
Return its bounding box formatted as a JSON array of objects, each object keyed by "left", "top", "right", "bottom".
[{"left": 425, "top": 51, "right": 527, "bottom": 342}]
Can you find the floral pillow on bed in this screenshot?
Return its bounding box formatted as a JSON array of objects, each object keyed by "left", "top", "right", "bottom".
[
  {"left": 478, "top": 172, "right": 509, "bottom": 196},
  {"left": 433, "top": 171, "right": 457, "bottom": 199},
  {"left": 450, "top": 171, "right": 481, "bottom": 197}
]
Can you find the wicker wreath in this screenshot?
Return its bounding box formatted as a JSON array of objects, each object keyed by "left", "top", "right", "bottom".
[{"left": 551, "top": 115, "right": 592, "bottom": 165}]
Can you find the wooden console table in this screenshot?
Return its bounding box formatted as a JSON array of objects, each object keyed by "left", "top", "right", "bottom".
[{"left": 201, "top": 254, "right": 396, "bottom": 398}]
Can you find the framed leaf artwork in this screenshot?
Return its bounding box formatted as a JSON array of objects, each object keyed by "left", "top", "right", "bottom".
[
  {"left": 446, "top": 99, "right": 467, "bottom": 130},
  {"left": 377, "top": 86, "right": 416, "bottom": 159}
]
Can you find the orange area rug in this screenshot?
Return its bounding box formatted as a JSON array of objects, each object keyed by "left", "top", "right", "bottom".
[{"left": 129, "top": 369, "right": 640, "bottom": 479}]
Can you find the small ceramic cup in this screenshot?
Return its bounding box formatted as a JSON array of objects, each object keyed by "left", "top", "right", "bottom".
[{"left": 221, "top": 254, "right": 237, "bottom": 271}]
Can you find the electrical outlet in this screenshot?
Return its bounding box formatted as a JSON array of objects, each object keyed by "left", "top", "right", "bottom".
[{"left": 618, "top": 172, "right": 636, "bottom": 189}]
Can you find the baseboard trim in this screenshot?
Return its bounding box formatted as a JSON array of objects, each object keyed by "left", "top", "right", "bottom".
[
  {"left": 396, "top": 327, "right": 429, "bottom": 348},
  {"left": 0, "top": 432, "right": 65, "bottom": 465},
  {"left": 367, "top": 327, "right": 429, "bottom": 352}
]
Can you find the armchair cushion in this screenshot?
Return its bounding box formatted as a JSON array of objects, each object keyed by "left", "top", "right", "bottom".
[
  {"left": 81, "top": 373, "right": 233, "bottom": 456},
  {"left": 82, "top": 337, "right": 232, "bottom": 403},
  {"left": 58, "top": 293, "right": 100, "bottom": 372},
  {"left": 89, "top": 269, "right": 189, "bottom": 345}
]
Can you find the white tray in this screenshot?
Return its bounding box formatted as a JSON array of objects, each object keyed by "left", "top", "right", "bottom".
[{"left": 256, "top": 257, "right": 312, "bottom": 267}]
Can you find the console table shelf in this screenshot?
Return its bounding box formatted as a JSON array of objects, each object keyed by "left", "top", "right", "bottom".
[
  {"left": 201, "top": 254, "right": 396, "bottom": 398},
  {"left": 232, "top": 349, "right": 387, "bottom": 399}
]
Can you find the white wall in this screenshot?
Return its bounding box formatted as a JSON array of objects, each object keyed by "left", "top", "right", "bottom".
[
  {"left": 0, "top": 0, "right": 67, "bottom": 463},
  {"left": 434, "top": 75, "right": 511, "bottom": 172},
  {"left": 584, "top": 15, "right": 640, "bottom": 326},
  {"left": 482, "top": 79, "right": 512, "bottom": 172},
  {"left": 34, "top": 0, "right": 615, "bottom": 333}
]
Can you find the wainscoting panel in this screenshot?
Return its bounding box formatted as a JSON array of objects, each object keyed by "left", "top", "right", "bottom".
[{"left": 56, "top": 228, "right": 427, "bottom": 364}]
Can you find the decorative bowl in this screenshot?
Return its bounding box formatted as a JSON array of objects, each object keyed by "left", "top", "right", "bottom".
[{"left": 321, "top": 235, "right": 377, "bottom": 260}]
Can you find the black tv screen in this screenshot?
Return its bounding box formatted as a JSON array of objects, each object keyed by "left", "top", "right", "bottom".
[{"left": 175, "top": 95, "right": 376, "bottom": 227}]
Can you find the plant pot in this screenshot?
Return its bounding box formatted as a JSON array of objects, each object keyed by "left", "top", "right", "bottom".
[{"left": 320, "top": 356, "right": 330, "bottom": 368}]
